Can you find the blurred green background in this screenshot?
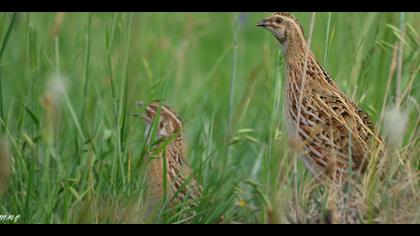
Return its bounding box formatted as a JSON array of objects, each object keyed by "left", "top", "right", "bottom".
[{"left": 0, "top": 12, "right": 418, "bottom": 223}]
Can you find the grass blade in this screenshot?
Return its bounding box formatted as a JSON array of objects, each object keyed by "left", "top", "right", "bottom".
[{"left": 0, "top": 13, "right": 17, "bottom": 133}]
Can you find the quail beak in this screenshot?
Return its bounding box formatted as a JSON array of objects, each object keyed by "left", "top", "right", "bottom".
[
  {"left": 134, "top": 101, "right": 152, "bottom": 123},
  {"left": 257, "top": 19, "right": 270, "bottom": 28},
  {"left": 137, "top": 101, "right": 145, "bottom": 107}
]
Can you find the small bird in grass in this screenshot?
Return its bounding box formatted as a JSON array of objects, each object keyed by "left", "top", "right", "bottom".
[
  {"left": 136, "top": 101, "right": 202, "bottom": 215},
  {"left": 257, "top": 13, "right": 383, "bottom": 183}
]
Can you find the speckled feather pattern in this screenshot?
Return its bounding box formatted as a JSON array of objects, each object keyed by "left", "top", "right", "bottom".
[
  {"left": 143, "top": 102, "right": 202, "bottom": 210},
  {"left": 275, "top": 14, "right": 384, "bottom": 181}
]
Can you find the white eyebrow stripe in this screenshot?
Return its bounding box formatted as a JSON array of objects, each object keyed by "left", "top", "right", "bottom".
[
  {"left": 160, "top": 105, "right": 182, "bottom": 127},
  {"left": 148, "top": 104, "right": 183, "bottom": 127},
  {"left": 146, "top": 106, "right": 156, "bottom": 117}
]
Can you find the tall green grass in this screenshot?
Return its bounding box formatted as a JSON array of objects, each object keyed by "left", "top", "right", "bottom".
[{"left": 0, "top": 12, "right": 418, "bottom": 224}]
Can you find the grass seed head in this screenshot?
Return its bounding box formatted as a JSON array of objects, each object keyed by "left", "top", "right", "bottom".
[{"left": 383, "top": 105, "right": 408, "bottom": 148}]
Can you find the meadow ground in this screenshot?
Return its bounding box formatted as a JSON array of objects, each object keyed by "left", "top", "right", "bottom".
[{"left": 0, "top": 12, "right": 419, "bottom": 223}]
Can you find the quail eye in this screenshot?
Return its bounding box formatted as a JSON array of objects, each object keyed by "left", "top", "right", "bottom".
[
  {"left": 159, "top": 122, "right": 164, "bottom": 129},
  {"left": 275, "top": 18, "right": 282, "bottom": 24}
]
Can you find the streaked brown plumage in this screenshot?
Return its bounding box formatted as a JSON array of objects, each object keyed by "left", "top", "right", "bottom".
[
  {"left": 137, "top": 101, "right": 201, "bottom": 213},
  {"left": 258, "top": 13, "right": 383, "bottom": 183}
]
